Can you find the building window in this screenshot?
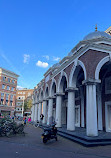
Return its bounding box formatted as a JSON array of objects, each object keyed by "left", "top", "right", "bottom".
[
  {"left": 12, "top": 80, "right": 15, "bottom": 84},
  {"left": 23, "top": 92, "right": 25, "bottom": 94},
  {"left": 6, "top": 100, "right": 8, "bottom": 105},
  {"left": 10, "top": 101, "right": 13, "bottom": 106},
  {"left": 6, "top": 94, "right": 9, "bottom": 100},
  {"left": 11, "top": 87, "right": 14, "bottom": 91},
  {"left": 1, "top": 93, "right": 4, "bottom": 98},
  {"left": 22, "top": 96, "right": 25, "bottom": 99},
  {"left": 1, "top": 99, "right": 4, "bottom": 105},
  {"left": 2, "top": 84, "right": 5, "bottom": 89},
  {"left": 7, "top": 86, "right": 10, "bottom": 90},
  {"left": 17, "top": 102, "right": 20, "bottom": 105},
  {"left": 8, "top": 78, "right": 11, "bottom": 82},
  {"left": 10, "top": 95, "right": 13, "bottom": 101},
  {"left": 3, "top": 76, "right": 6, "bottom": 81},
  {"left": 18, "top": 97, "right": 21, "bottom": 100}
]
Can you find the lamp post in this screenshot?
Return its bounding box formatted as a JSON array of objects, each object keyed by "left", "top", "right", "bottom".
[{"left": 22, "top": 97, "right": 24, "bottom": 117}]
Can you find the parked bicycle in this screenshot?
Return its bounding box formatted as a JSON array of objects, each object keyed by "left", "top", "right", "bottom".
[{"left": 0, "top": 118, "right": 25, "bottom": 137}]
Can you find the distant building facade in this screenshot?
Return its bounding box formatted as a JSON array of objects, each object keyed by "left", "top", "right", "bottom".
[
  {"left": 16, "top": 88, "right": 33, "bottom": 117},
  {"left": 32, "top": 26, "right": 111, "bottom": 137},
  {"left": 0, "top": 68, "right": 19, "bottom": 116}
]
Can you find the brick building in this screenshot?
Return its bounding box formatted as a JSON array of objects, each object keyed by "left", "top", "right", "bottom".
[
  {"left": 0, "top": 67, "right": 19, "bottom": 116},
  {"left": 16, "top": 88, "right": 33, "bottom": 117},
  {"left": 32, "top": 26, "right": 111, "bottom": 137}
]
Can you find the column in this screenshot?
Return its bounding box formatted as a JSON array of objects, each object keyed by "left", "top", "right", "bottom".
[
  {"left": 66, "top": 88, "right": 77, "bottom": 131},
  {"left": 43, "top": 100, "right": 47, "bottom": 124},
  {"left": 38, "top": 101, "right": 42, "bottom": 121},
  {"left": 80, "top": 87, "right": 85, "bottom": 128},
  {"left": 37, "top": 103, "right": 39, "bottom": 121},
  {"left": 85, "top": 81, "right": 98, "bottom": 136},
  {"left": 97, "top": 84, "right": 103, "bottom": 130},
  {"left": 34, "top": 104, "right": 38, "bottom": 122},
  {"left": 31, "top": 106, "right": 33, "bottom": 120},
  {"left": 55, "top": 93, "right": 64, "bottom": 127},
  {"left": 31, "top": 105, "right": 35, "bottom": 121},
  {"left": 47, "top": 98, "right": 53, "bottom": 125}
]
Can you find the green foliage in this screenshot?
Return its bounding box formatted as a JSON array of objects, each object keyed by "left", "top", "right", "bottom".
[
  {"left": 24, "top": 99, "right": 32, "bottom": 111},
  {"left": 27, "top": 99, "right": 32, "bottom": 109},
  {"left": 24, "top": 100, "right": 28, "bottom": 111}
]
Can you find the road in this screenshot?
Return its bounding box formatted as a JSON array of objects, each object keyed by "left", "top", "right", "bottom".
[{"left": 0, "top": 123, "right": 111, "bottom": 158}]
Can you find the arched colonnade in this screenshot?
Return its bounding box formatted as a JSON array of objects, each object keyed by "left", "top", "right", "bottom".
[{"left": 32, "top": 55, "right": 111, "bottom": 136}]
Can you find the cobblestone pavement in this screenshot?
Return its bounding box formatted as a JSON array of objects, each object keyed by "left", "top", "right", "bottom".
[{"left": 0, "top": 123, "right": 111, "bottom": 158}]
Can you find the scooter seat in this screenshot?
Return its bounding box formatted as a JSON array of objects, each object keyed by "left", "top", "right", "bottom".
[{"left": 44, "top": 128, "right": 52, "bottom": 131}]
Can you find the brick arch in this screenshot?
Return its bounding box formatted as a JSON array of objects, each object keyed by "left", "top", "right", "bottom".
[
  {"left": 79, "top": 50, "right": 108, "bottom": 79},
  {"left": 57, "top": 71, "right": 68, "bottom": 92},
  {"left": 64, "top": 62, "right": 74, "bottom": 83},
  {"left": 39, "top": 88, "right": 43, "bottom": 100},
  {"left": 69, "top": 60, "right": 86, "bottom": 87},
  {"left": 44, "top": 83, "right": 49, "bottom": 98},
  {"left": 95, "top": 56, "right": 110, "bottom": 80},
  {"left": 49, "top": 78, "right": 57, "bottom": 96}
]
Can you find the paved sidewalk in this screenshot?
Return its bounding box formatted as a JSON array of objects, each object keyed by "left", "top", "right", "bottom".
[{"left": 0, "top": 123, "right": 111, "bottom": 158}]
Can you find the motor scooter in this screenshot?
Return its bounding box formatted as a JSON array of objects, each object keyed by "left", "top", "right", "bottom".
[{"left": 41, "top": 123, "right": 57, "bottom": 143}]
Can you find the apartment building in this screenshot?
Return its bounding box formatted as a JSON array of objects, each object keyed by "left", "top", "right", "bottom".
[
  {"left": 16, "top": 88, "right": 33, "bottom": 117},
  {"left": 0, "top": 68, "right": 19, "bottom": 116}
]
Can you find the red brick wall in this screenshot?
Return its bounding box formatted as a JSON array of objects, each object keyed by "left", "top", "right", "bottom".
[
  {"left": 64, "top": 62, "right": 74, "bottom": 82},
  {"left": 54, "top": 73, "right": 61, "bottom": 84},
  {"left": 79, "top": 50, "right": 108, "bottom": 79}
]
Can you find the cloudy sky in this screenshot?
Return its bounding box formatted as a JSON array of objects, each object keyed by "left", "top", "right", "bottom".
[{"left": 0, "top": 0, "right": 110, "bottom": 89}]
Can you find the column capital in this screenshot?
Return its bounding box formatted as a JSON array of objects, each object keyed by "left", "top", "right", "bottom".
[
  {"left": 38, "top": 100, "right": 42, "bottom": 103},
  {"left": 82, "top": 79, "right": 101, "bottom": 85},
  {"left": 47, "top": 96, "right": 56, "bottom": 100},
  {"left": 55, "top": 92, "right": 65, "bottom": 96},
  {"left": 65, "top": 87, "right": 78, "bottom": 92}
]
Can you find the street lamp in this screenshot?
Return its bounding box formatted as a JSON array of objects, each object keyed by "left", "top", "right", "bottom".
[{"left": 22, "top": 97, "right": 24, "bottom": 117}]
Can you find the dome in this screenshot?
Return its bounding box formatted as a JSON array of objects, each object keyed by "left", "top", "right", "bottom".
[
  {"left": 52, "top": 63, "right": 60, "bottom": 69},
  {"left": 83, "top": 31, "right": 111, "bottom": 41}
]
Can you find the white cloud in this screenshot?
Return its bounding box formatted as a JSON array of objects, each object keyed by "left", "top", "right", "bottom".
[
  {"left": 17, "top": 85, "right": 25, "bottom": 90},
  {"left": 53, "top": 56, "right": 61, "bottom": 61},
  {"left": 23, "top": 54, "right": 30, "bottom": 64},
  {"left": 36, "top": 60, "right": 48, "bottom": 68},
  {"left": 43, "top": 55, "right": 49, "bottom": 60}
]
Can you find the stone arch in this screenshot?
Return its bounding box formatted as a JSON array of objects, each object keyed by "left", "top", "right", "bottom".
[
  {"left": 37, "top": 93, "right": 39, "bottom": 102},
  {"left": 49, "top": 78, "right": 57, "bottom": 96},
  {"left": 69, "top": 60, "right": 86, "bottom": 87},
  {"left": 57, "top": 71, "right": 68, "bottom": 92},
  {"left": 95, "top": 56, "right": 110, "bottom": 80},
  {"left": 44, "top": 84, "right": 49, "bottom": 98},
  {"left": 39, "top": 88, "right": 44, "bottom": 100}
]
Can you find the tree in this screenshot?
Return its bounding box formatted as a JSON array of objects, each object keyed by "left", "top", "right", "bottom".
[
  {"left": 27, "top": 99, "right": 32, "bottom": 109},
  {"left": 24, "top": 99, "right": 32, "bottom": 111},
  {"left": 24, "top": 100, "right": 28, "bottom": 111}
]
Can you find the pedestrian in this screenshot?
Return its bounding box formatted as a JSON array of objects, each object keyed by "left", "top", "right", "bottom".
[
  {"left": 40, "top": 114, "right": 44, "bottom": 124},
  {"left": 24, "top": 117, "right": 27, "bottom": 125},
  {"left": 28, "top": 117, "right": 31, "bottom": 123},
  {"left": 12, "top": 115, "right": 15, "bottom": 122}
]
